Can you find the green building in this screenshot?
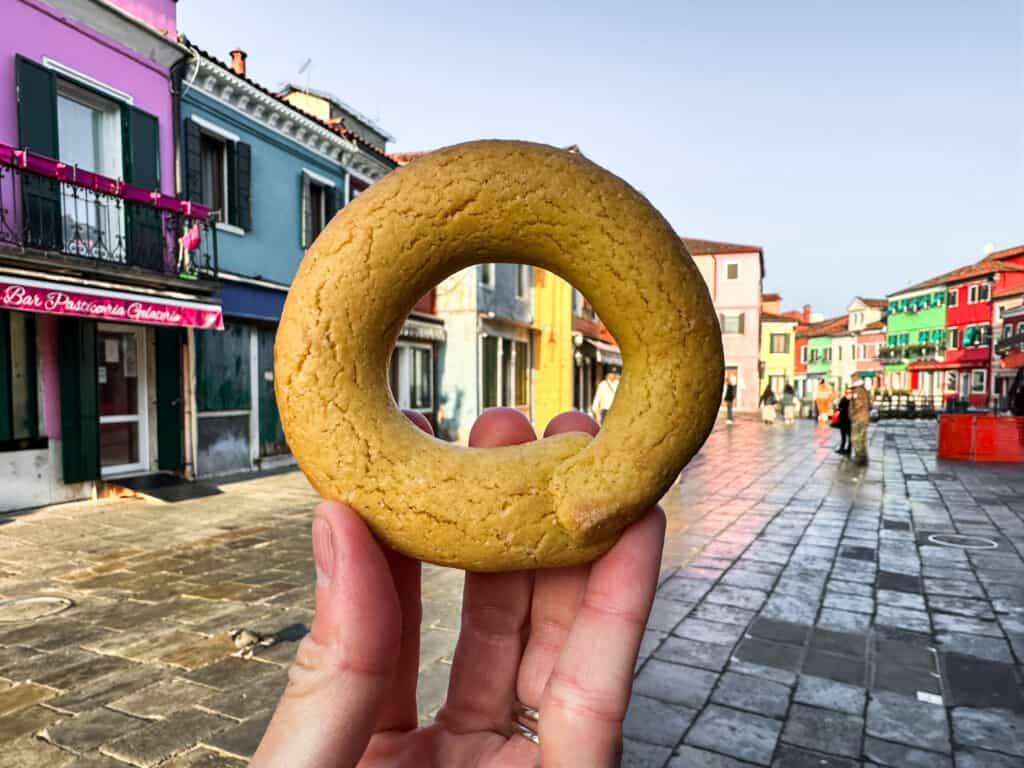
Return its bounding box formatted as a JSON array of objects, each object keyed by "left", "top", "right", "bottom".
[{"left": 882, "top": 287, "right": 947, "bottom": 389}]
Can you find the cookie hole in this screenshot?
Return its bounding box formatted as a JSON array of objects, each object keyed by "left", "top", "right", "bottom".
[{"left": 388, "top": 263, "right": 621, "bottom": 444}]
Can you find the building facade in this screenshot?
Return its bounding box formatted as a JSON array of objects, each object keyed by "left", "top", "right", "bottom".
[
  {"left": 176, "top": 42, "right": 405, "bottom": 477},
  {"left": 532, "top": 269, "right": 574, "bottom": 430},
  {"left": 688, "top": 238, "right": 764, "bottom": 412},
  {"left": 993, "top": 283, "right": 1024, "bottom": 409},
  {"left": 882, "top": 287, "right": 947, "bottom": 392},
  {"left": 570, "top": 286, "right": 620, "bottom": 417},
  {"left": 435, "top": 263, "right": 535, "bottom": 442},
  {"left": 0, "top": 0, "right": 223, "bottom": 511},
  {"left": 759, "top": 295, "right": 796, "bottom": 396},
  {"left": 846, "top": 297, "right": 886, "bottom": 390}
]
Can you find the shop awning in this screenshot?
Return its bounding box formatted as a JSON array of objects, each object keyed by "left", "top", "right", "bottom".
[
  {"left": 0, "top": 273, "right": 223, "bottom": 330},
  {"left": 1002, "top": 350, "right": 1024, "bottom": 369},
  {"left": 581, "top": 337, "right": 623, "bottom": 367},
  {"left": 907, "top": 360, "right": 980, "bottom": 372},
  {"left": 402, "top": 317, "right": 446, "bottom": 343}
]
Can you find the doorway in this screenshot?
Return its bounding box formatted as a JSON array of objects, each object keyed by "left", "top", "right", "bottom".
[{"left": 97, "top": 325, "right": 148, "bottom": 476}]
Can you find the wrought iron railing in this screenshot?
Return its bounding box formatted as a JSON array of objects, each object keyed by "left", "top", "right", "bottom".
[
  {"left": 995, "top": 330, "right": 1024, "bottom": 357},
  {"left": 0, "top": 144, "right": 216, "bottom": 279}
]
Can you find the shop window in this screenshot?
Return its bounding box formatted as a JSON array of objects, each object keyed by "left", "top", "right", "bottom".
[
  {"left": 770, "top": 334, "right": 789, "bottom": 353},
  {"left": 301, "top": 172, "right": 340, "bottom": 247},
  {"left": 947, "top": 290, "right": 958, "bottom": 307},
  {"left": 390, "top": 345, "right": 433, "bottom": 411},
  {"left": 0, "top": 311, "right": 39, "bottom": 445},
  {"left": 971, "top": 369, "right": 987, "bottom": 393}
]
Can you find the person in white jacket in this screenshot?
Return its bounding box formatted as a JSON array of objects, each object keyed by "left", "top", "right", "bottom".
[{"left": 591, "top": 369, "right": 619, "bottom": 424}]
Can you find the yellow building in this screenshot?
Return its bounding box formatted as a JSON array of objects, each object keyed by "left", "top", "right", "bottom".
[
  {"left": 760, "top": 312, "right": 798, "bottom": 396},
  {"left": 532, "top": 269, "right": 575, "bottom": 430}
]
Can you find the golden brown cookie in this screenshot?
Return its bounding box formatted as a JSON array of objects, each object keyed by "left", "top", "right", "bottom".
[{"left": 275, "top": 140, "right": 723, "bottom": 571}]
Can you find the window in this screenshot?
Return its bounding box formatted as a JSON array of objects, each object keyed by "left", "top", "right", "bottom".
[
  {"left": 0, "top": 311, "right": 39, "bottom": 445},
  {"left": 946, "top": 372, "right": 958, "bottom": 392},
  {"left": 837, "top": 346, "right": 842, "bottom": 361},
  {"left": 825, "top": 348, "right": 832, "bottom": 362},
  {"left": 389, "top": 345, "right": 433, "bottom": 411},
  {"left": 348, "top": 176, "right": 368, "bottom": 200},
  {"left": 934, "top": 291, "right": 945, "bottom": 305},
  {"left": 720, "top": 314, "right": 744, "bottom": 334},
  {"left": 948, "top": 328, "right": 959, "bottom": 348},
  {"left": 963, "top": 325, "right": 979, "bottom": 346},
  {"left": 200, "top": 133, "right": 228, "bottom": 221},
  {"left": 978, "top": 284, "right": 990, "bottom": 302},
  {"left": 898, "top": 333, "right": 909, "bottom": 346},
  {"left": 479, "top": 263, "right": 495, "bottom": 289},
  {"left": 888, "top": 335, "right": 897, "bottom": 346},
  {"left": 1018, "top": 321, "right": 1024, "bottom": 336},
  {"left": 185, "top": 118, "right": 250, "bottom": 232},
  {"left": 726, "top": 263, "right": 739, "bottom": 280},
  {"left": 301, "top": 172, "right": 337, "bottom": 247},
  {"left": 1004, "top": 324, "right": 1015, "bottom": 340},
  {"left": 516, "top": 264, "right": 530, "bottom": 300},
  {"left": 800, "top": 347, "right": 808, "bottom": 363},
  {"left": 888, "top": 302, "right": 897, "bottom": 313},
  {"left": 514, "top": 340, "right": 530, "bottom": 407},
  {"left": 979, "top": 324, "right": 992, "bottom": 345},
  {"left": 947, "top": 290, "right": 958, "bottom": 307},
  {"left": 810, "top": 349, "right": 819, "bottom": 362},
  {"left": 770, "top": 334, "right": 789, "bottom": 353},
  {"left": 481, "top": 335, "right": 530, "bottom": 409},
  {"left": 572, "top": 289, "right": 582, "bottom": 317},
  {"left": 918, "top": 330, "right": 929, "bottom": 344},
  {"left": 967, "top": 284, "right": 990, "bottom": 304},
  {"left": 971, "top": 369, "right": 987, "bottom": 393},
  {"left": 931, "top": 329, "right": 943, "bottom": 343}
]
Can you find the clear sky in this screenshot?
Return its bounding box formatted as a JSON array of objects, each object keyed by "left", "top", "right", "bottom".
[{"left": 180, "top": 1, "right": 1022, "bottom": 317}]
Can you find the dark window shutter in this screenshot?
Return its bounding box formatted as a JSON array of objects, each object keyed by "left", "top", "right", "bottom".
[
  {"left": 300, "top": 174, "right": 311, "bottom": 247},
  {"left": 234, "top": 141, "right": 252, "bottom": 231},
  {"left": 155, "top": 327, "right": 183, "bottom": 471},
  {"left": 0, "top": 311, "right": 10, "bottom": 442},
  {"left": 15, "top": 55, "right": 58, "bottom": 158},
  {"left": 738, "top": 313, "right": 746, "bottom": 334},
  {"left": 184, "top": 118, "right": 203, "bottom": 203},
  {"left": 123, "top": 106, "right": 160, "bottom": 189},
  {"left": 58, "top": 318, "right": 100, "bottom": 483}
]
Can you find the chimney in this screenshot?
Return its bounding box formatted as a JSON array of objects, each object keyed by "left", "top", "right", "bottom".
[
  {"left": 229, "top": 49, "right": 247, "bottom": 77},
  {"left": 802, "top": 304, "right": 811, "bottom": 323}
]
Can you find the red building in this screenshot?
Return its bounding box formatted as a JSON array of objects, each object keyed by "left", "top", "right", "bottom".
[{"left": 907, "top": 254, "right": 1024, "bottom": 407}]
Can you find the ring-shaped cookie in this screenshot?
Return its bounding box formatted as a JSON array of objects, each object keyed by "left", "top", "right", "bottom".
[{"left": 275, "top": 140, "right": 723, "bottom": 571}]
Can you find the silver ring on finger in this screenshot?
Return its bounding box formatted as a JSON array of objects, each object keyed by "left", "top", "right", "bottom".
[{"left": 513, "top": 700, "right": 540, "bottom": 744}]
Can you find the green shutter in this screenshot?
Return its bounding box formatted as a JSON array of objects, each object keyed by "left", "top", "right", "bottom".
[
  {"left": 195, "top": 324, "right": 251, "bottom": 411},
  {"left": 16, "top": 55, "right": 58, "bottom": 158},
  {"left": 184, "top": 118, "right": 203, "bottom": 202},
  {"left": 123, "top": 106, "right": 160, "bottom": 189},
  {"left": 235, "top": 141, "right": 252, "bottom": 231},
  {"left": 0, "top": 311, "right": 10, "bottom": 442},
  {"left": 155, "top": 328, "right": 183, "bottom": 471},
  {"left": 58, "top": 318, "right": 100, "bottom": 483}
]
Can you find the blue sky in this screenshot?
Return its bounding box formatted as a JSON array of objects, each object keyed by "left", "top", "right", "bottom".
[{"left": 180, "top": 1, "right": 1022, "bottom": 317}]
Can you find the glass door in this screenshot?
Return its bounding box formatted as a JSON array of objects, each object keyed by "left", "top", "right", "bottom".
[{"left": 97, "top": 325, "right": 148, "bottom": 476}]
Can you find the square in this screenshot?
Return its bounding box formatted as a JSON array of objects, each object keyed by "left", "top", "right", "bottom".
[
  {"left": 711, "top": 671, "right": 790, "bottom": 719},
  {"left": 733, "top": 638, "right": 803, "bottom": 673},
  {"left": 685, "top": 704, "right": 781, "bottom": 766},
  {"left": 801, "top": 649, "right": 866, "bottom": 687},
  {"left": 782, "top": 703, "right": 863, "bottom": 758}
]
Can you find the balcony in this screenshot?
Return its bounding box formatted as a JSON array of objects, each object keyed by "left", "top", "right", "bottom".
[
  {"left": 0, "top": 144, "right": 216, "bottom": 285},
  {"left": 878, "top": 343, "right": 946, "bottom": 363},
  {"left": 996, "top": 331, "right": 1024, "bottom": 357}
]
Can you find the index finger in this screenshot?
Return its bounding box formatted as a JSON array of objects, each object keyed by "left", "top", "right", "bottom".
[{"left": 539, "top": 506, "right": 666, "bottom": 767}]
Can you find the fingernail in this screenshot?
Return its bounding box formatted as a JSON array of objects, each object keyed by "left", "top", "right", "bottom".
[{"left": 312, "top": 516, "right": 336, "bottom": 586}]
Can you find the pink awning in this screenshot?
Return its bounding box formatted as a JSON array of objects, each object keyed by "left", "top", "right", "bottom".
[{"left": 0, "top": 274, "right": 223, "bottom": 330}]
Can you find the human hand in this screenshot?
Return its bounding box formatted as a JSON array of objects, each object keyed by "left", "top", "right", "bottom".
[{"left": 250, "top": 407, "right": 666, "bottom": 768}]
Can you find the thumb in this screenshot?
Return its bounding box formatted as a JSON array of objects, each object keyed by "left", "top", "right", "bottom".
[{"left": 250, "top": 501, "right": 402, "bottom": 768}]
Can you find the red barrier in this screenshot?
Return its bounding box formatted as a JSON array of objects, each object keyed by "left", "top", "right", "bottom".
[{"left": 938, "top": 414, "right": 1024, "bottom": 462}]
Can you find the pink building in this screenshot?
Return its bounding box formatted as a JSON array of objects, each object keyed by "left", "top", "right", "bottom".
[{"left": 686, "top": 238, "right": 765, "bottom": 412}]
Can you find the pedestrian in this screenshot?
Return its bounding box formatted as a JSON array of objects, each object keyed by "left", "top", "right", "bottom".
[
  {"left": 723, "top": 375, "right": 737, "bottom": 424},
  {"left": 835, "top": 387, "right": 852, "bottom": 455},
  {"left": 590, "top": 368, "right": 619, "bottom": 425},
  {"left": 760, "top": 385, "right": 778, "bottom": 424},
  {"left": 849, "top": 382, "right": 872, "bottom": 464},
  {"left": 815, "top": 380, "right": 833, "bottom": 423},
  {"left": 250, "top": 407, "right": 664, "bottom": 768},
  {"left": 782, "top": 383, "right": 797, "bottom": 424}
]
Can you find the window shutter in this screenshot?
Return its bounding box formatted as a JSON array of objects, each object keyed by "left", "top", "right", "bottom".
[
  {"left": 122, "top": 107, "right": 160, "bottom": 189},
  {"left": 300, "top": 174, "right": 312, "bottom": 248},
  {"left": 155, "top": 327, "right": 183, "bottom": 471},
  {"left": 184, "top": 118, "right": 203, "bottom": 202},
  {"left": 15, "top": 55, "right": 58, "bottom": 158},
  {"left": 738, "top": 313, "right": 745, "bottom": 334},
  {"left": 235, "top": 141, "right": 252, "bottom": 231},
  {"left": 58, "top": 318, "right": 100, "bottom": 483}
]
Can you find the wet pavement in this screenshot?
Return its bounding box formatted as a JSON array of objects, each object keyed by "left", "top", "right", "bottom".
[{"left": 0, "top": 417, "right": 1022, "bottom": 766}]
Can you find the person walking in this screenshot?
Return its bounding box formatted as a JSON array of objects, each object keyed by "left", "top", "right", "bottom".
[
  {"left": 815, "top": 380, "right": 833, "bottom": 423},
  {"left": 723, "top": 376, "right": 737, "bottom": 424},
  {"left": 849, "top": 382, "right": 872, "bottom": 464},
  {"left": 835, "top": 387, "right": 852, "bottom": 455},
  {"left": 590, "top": 368, "right": 619, "bottom": 425},
  {"left": 782, "top": 384, "right": 798, "bottom": 424},
  {"left": 760, "top": 386, "right": 778, "bottom": 424}
]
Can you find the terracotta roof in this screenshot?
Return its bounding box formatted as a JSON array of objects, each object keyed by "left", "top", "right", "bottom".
[
  {"left": 681, "top": 238, "right": 762, "bottom": 256},
  {"left": 993, "top": 282, "right": 1024, "bottom": 299},
  {"left": 179, "top": 37, "right": 396, "bottom": 167},
  {"left": 390, "top": 151, "right": 428, "bottom": 165},
  {"left": 891, "top": 257, "right": 1024, "bottom": 296},
  {"left": 761, "top": 312, "right": 797, "bottom": 324},
  {"left": 860, "top": 320, "right": 886, "bottom": 332},
  {"left": 797, "top": 315, "right": 848, "bottom": 339},
  {"left": 762, "top": 292, "right": 781, "bottom": 302},
  {"left": 855, "top": 297, "right": 888, "bottom": 309},
  {"left": 989, "top": 245, "right": 1024, "bottom": 262}
]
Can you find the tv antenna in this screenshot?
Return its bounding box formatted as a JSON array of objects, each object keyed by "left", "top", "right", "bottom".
[{"left": 298, "top": 58, "right": 312, "bottom": 89}]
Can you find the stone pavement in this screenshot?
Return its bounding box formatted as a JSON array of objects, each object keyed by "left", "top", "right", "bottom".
[{"left": 0, "top": 418, "right": 1020, "bottom": 766}]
